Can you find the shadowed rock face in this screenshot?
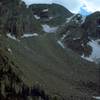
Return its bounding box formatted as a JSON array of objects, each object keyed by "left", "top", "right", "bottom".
[
  {"left": 82, "top": 12, "right": 100, "bottom": 38},
  {"left": 0, "top": 0, "right": 42, "bottom": 37}
]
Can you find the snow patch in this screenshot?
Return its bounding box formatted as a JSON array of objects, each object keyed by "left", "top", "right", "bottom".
[
  {"left": 49, "top": 16, "right": 53, "bottom": 20},
  {"left": 7, "top": 48, "right": 12, "bottom": 54},
  {"left": 81, "top": 39, "right": 100, "bottom": 64},
  {"left": 61, "top": 34, "right": 67, "bottom": 41},
  {"left": 97, "top": 25, "right": 100, "bottom": 28},
  {"left": 57, "top": 40, "right": 65, "bottom": 49},
  {"left": 21, "top": 33, "right": 39, "bottom": 38},
  {"left": 66, "top": 14, "right": 76, "bottom": 23},
  {"left": 42, "top": 24, "right": 58, "bottom": 33},
  {"left": 66, "top": 14, "right": 86, "bottom": 24},
  {"left": 81, "top": 16, "right": 86, "bottom": 24},
  {"left": 7, "top": 33, "right": 20, "bottom": 41},
  {"left": 93, "top": 96, "right": 100, "bottom": 100},
  {"left": 87, "top": 40, "right": 100, "bottom": 63},
  {"left": 81, "top": 54, "right": 94, "bottom": 62},
  {"left": 95, "top": 39, "right": 100, "bottom": 42},
  {"left": 34, "top": 15, "right": 40, "bottom": 20},
  {"left": 73, "top": 37, "right": 80, "bottom": 40},
  {"left": 61, "top": 30, "right": 71, "bottom": 41},
  {"left": 42, "top": 9, "right": 48, "bottom": 12}
]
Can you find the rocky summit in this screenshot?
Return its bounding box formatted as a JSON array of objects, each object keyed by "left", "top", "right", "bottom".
[{"left": 0, "top": 0, "right": 100, "bottom": 100}]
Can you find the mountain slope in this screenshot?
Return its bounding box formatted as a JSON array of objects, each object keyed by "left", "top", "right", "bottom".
[
  {"left": 0, "top": 48, "right": 64, "bottom": 100},
  {"left": 0, "top": 0, "right": 100, "bottom": 100},
  {"left": 0, "top": 33, "right": 99, "bottom": 99}
]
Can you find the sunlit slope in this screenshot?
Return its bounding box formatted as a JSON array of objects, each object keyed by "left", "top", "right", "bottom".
[{"left": 0, "top": 34, "right": 99, "bottom": 98}]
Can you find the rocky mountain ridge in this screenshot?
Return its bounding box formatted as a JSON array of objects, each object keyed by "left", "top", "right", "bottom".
[
  {"left": 58, "top": 12, "right": 100, "bottom": 64},
  {"left": 0, "top": 0, "right": 72, "bottom": 38},
  {"left": 0, "top": 0, "right": 100, "bottom": 100}
]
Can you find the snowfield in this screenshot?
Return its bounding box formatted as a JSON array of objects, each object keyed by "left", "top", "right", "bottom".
[
  {"left": 42, "top": 9, "right": 48, "bottom": 12},
  {"left": 7, "top": 33, "right": 20, "bottom": 41},
  {"left": 21, "top": 33, "right": 39, "bottom": 38},
  {"left": 81, "top": 39, "right": 100, "bottom": 64},
  {"left": 7, "top": 33, "right": 39, "bottom": 41},
  {"left": 81, "top": 54, "right": 94, "bottom": 62},
  {"left": 42, "top": 24, "right": 58, "bottom": 33},
  {"left": 34, "top": 15, "right": 40, "bottom": 20},
  {"left": 93, "top": 96, "right": 100, "bottom": 100}
]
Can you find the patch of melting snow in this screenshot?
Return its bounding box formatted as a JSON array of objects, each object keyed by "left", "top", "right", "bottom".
[
  {"left": 97, "top": 25, "right": 100, "bottom": 28},
  {"left": 60, "top": 30, "right": 71, "bottom": 41},
  {"left": 49, "top": 16, "right": 53, "bottom": 20},
  {"left": 73, "top": 37, "right": 80, "bottom": 40},
  {"left": 42, "top": 9, "right": 48, "bottom": 12},
  {"left": 81, "top": 54, "right": 94, "bottom": 62},
  {"left": 7, "top": 48, "right": 12, "bottom": 54},
  {"left": 81, "top": 16, "right": 86, "bottom": 24},
  {"left": 42, "top": 24, "right": 58, "bottom": 33},
  {"left": 34, "top": 15, "right": 40, "bottom": 20},
  {"left": 81, "top": 39, "right": 100, "bottom": 64},
  {"left": 61, "top": 34, "right": 67, "bottom": 41},
  {"left": 21, "top": 33, "right": 39, "bottom": 38},
  {"left": 95, "top": 39, "right": 100, "bottom": 42},
  {"left": 87, "top": 39, "right": 100, "bottom": 63},
  {"left": 66, "top": 14, "right": 86, "bottom": 24},
  {"left": 66, "top": 14, "right": 76, "bottom": 23},
  {"left": 57, "top": 40, "right": 65, "bottom": 49},
  {"left": 93, "top": 96, "right": 100, "bottom": 100},
  {"left": 7, "top": 33, "right": 20, "bottom": 42}
]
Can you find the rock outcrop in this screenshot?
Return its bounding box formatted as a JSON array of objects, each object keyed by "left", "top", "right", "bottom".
[
  {"left": 0, "top": 0, "right": 72, "bottom": 38},
  {"left": 57, "top": 12, "right": 100, "bottom": 57},
  {"left": 82, "top": 12, "right": 100, "bottom": 38},
  {"left": 0, "top": 0, "right": 42, "bottom": 38}
]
